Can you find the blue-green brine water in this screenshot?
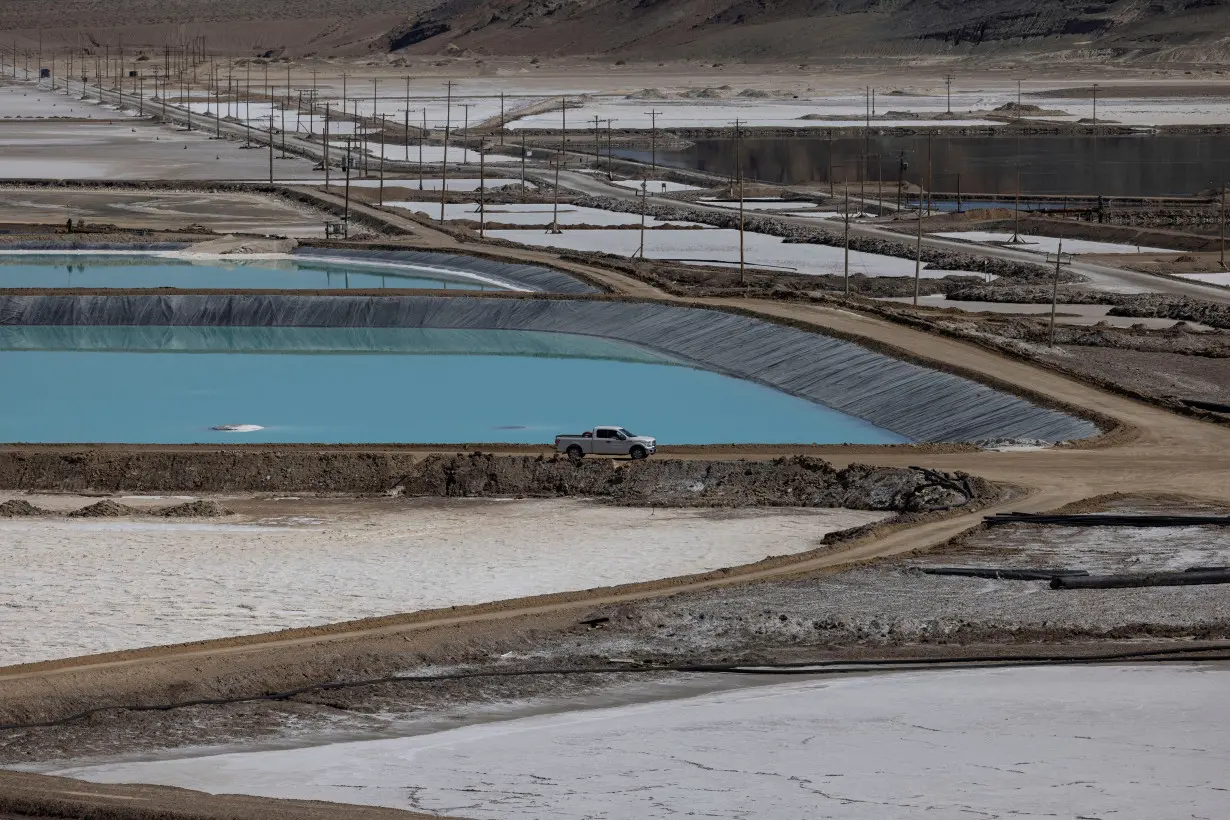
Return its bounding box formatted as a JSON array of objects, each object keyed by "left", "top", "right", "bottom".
[{"left": 0, "top": 326, "right": 908, "bottom": 445}]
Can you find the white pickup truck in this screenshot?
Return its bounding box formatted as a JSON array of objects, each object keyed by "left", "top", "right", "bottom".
[{"left": 555, "top": 426, "right": 657, "bottom": 460}]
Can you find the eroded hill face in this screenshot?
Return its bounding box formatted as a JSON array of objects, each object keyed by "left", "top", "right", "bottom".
[{"left": 4, "top": 0, "right": 1229, "bottom": 63}]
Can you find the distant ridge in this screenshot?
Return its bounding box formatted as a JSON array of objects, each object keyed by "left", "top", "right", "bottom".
[{"left": 3, "top": 0, "right": 1229, "bottom": 64}]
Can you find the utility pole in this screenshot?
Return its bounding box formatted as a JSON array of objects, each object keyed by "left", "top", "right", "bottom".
[
  {"left": 420, "top": 108, "right": 427, "bottom": 190},
  {"left": 944, "top": 74, "right": 955, "bottom": 114},
  {"left": 521, "top": 131, "right": 527, "bottom": 190},
  {"left": 605, "top": 118, "right": 616, "bottom": 180},
  {"left": 828, "top": 129, "right": 834, "bottom": 196},
  {"left": 925, "top": 130, "right": 933, "bottom": 216},
  {"left": 478, "top": 137, "right": 486, "bottom": 238},
  {"left": 592, "top": 115, "right": 602, "bottom": 170},
  {"left": 914, "top": 176, "right": 924, "bottom": 307},
  {"left": 843, "top": 185, "right": 851, "bottom": 297},
  {"left": 323, "top": 101, "right": 330, "bottom": 188},
  {"left": 268, "top": 104, "right": 274, "bottom": 184},
  {"left": 896, "top": 151, "right": 906, "bottom": 211},
  {"left": 1220, "top": 183, "right": 1226, "bottom": 270},
  {"left": 559, "top": 96, "right": 567, "bottom": 168},
  {"left": 1047, "top": 243, "right": 1069, "bottom": 348},
  {"left": 404, "top": 75, "right": 411, "bottom": 161},
  {"left": 735, "top": 118, "right": 746, "bottom": 285},
  {"left": 378, "top": 114, "right": 386, "bottom": 205},
  {"left": 550, "top": 98, "right": 565, "bottom": 233},
  {"left": 646, "top": 108, "right": 660, "bottom": 172},
  {"left": 440, "top": 80, "right": 453, "bottom": 223},
  {"left": 343, "top": 136, "right": 352, "bottom": 238},
  {"left": 499, "top": 91, "right": 505, "bottom": 146},
  {"left": 1010, "top": 169, "right": 1024, "bottom": 243},
  {"left": 637, "top": 180, "right": 647, "bottom": 259}
]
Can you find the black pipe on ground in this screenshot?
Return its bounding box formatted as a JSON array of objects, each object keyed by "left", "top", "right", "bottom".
[
  {"left": 920, "top": 567, "right": 1089, "bottom": 581},
  {"left": 1051, "top": 569, "right": 1230, "bottom": 590},
  {"left": 986, "top": 513, "right": 1230, "bottom": 528}
]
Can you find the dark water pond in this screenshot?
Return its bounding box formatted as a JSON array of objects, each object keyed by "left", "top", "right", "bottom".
[{"left": 622, "top": 134, "right": 1230, "bottom": 197}]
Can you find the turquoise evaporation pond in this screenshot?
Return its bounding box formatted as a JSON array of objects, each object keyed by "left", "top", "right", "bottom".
[
  {"left": 0, "top": 326, "right": 908, "bottom": 445},
  {"left": 0, "top": 254, "right": 511, "bottom": 290}
]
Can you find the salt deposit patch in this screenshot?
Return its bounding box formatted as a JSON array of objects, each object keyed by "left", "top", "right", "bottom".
[
  {"left": 0, "top": 498, "right": 884, "bottom": 666},
  {"left": 55, "top": 664, "right": 1229, "bottom": 820},
  {"left": 388, "top": 201, "right": 698, "bottom": 227},
  {"left": 1175, "top": 271, "right": 1230, "bottom": 287},
  {"left": 487, "top": 228, "right": 968, "bottom": 278},
  {"left": 935, "top": 231, "right": 1174, "bottom": 255},
  {"left": 611, "top": 179, "right": 705, "bottom": 193}
]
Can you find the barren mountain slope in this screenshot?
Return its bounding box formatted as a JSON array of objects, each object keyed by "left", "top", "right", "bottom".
[{"left": 4, "top": 0, "right": 1229, "bottom": 63}]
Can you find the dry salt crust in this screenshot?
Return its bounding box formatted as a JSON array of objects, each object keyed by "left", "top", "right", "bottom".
[
  {"left": 508, "top": 102, "right": 998, "bottom": 130},
  {"left": 179, "top": 101, "right": 360, "bottom": 135},
  {"left": 387, "top": 202, "right": 700, "bottom": 227},
  {"left": 1176, "top": 271, "right": 1230, "bottom": 288},
  {"left": 0, "top": 84, "right": 137, "bottom": 120},
  {"left": 333, "top": 96, "right": 547, "bottom": 128},
  {"left": 610, "top": 179, "right": 706, "bottom": 193},
  {"left": 935, "top": 231, "right": 1173, "bottom": 256},
  {"left": 53, "top": 664, "right": 1230, "bottom": 820},
  {"left": 0, "top": 498, "right": 883, "bottom": 667},
  {"left": 486, "top": 228, "right": 972, "bottom": 278},
  {"left": 328, "top": 140, "right": 515, "bottom": 164},
  {"left": 313, "top": 178, "right": 535, "bottom": 191}
]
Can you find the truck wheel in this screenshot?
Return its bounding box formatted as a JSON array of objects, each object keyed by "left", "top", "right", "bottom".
[
  {"left": 566, "top": 444, "right": 585, "bottom": 459},
  {"left": 629, "top": 445, "right": 648, "bottom": 460}
]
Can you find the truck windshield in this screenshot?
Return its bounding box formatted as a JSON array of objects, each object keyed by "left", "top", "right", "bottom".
[{"left": 618, "top": 428, "right": 636, "bottom": 438}]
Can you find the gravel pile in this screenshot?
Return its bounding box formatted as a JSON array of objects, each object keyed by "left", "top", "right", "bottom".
[
  {"left": 67, "top": 500, "right": 139, "bottom": 518},
  {"left": 155, "top": 500, "right": 234, "bottom": 518},
  {"left": 0, "top": 499, "right": 48, "bottom": 517}
]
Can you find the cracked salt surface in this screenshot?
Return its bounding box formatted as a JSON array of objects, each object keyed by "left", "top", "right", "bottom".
[
  {"left": 55, "top": 664, "right": 1230, "bottom": 819},
  {"left": 0, "top": 499, "right": 884, "bottom": 666}
]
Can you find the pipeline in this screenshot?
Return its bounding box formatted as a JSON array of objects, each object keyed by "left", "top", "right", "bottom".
[
  {"left": 920, "top": 567, "right": 1089, "bottom": 581},
  {"left": 3, "top": 643, "right": 1229, "bottom": 733},
  {"left": 986, "top": 513, "right": 1230, "bottom": 527},
  {"left": 1051, "top": 569, "right": 1230, "bottom": 590}
]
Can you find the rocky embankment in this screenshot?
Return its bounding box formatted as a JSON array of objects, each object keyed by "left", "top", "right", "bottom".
[
  {"left": 400, "top": 454, "right": 995, "bottom": 512},
  {"left": 0, "top": 452, "right": 996, "bottom": 511},
  {"left": 946, "top": 286, "right": 1230, "bottom": 331}
]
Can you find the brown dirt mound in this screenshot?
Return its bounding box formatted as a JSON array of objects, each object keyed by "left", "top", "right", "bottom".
[
  {"left": 0, "top": 499, "right": 48, "bottom": 517},
  {"left": 68, "top": 500, "right": 139, "bottom": 518},
  {"left": 156, "top": 500, "right": 235, "bottom": 518},
  {"left": 398, "top": 454, "right": 995, "bottom": 512}
]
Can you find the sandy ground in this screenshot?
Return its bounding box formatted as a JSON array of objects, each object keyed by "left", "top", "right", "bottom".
[
  {"left": 0, "top": 493, "right": 886, "bottom": 667},
  {"left": 47, "top": 664, "right": 1230, "bottom": 820},
  {"left": 1043, "top": 345, "right": 1230, "bottom": 403},
  {"left": 0, "top": 188, "right": 325, "bottom": 235}
]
